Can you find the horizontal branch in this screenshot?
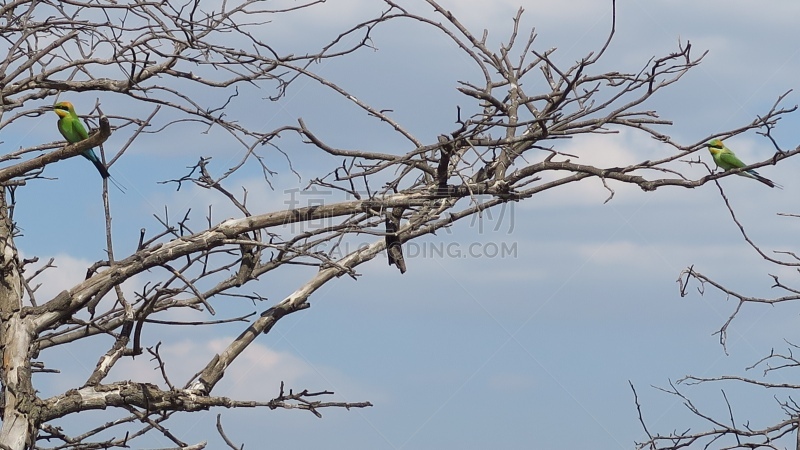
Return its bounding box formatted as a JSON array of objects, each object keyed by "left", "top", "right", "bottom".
[
  {"left": 39, "top": 381, "right": 371, "bottom": 422},
  {"left": 0, "top": 116, "right": 111, "bottom": 183}
]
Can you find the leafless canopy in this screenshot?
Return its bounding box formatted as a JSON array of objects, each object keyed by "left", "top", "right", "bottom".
[
  {"left": 0, "top": 0, "right": 797, "bottom": 449},
  {"left": 633, "top": 164, "right": 800, "bottom": 449}
]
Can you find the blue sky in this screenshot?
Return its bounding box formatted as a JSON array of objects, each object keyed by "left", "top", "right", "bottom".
[{"left": 10, "top": 0, "right": 800, "bottom": 448}]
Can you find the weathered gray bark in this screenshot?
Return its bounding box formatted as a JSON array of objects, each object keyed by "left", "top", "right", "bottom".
[{"left": 0, "top": 186, "right": 34, "bottom": 450}]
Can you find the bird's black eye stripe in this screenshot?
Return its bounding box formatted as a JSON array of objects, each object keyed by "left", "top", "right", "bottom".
[{"left": 54, "top": 105, "right": 68, "bottom": 111}]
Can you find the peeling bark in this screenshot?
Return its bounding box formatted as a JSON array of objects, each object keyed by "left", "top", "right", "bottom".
[{"left": 0, "top": 187, "right": 34, "bottom": 450}]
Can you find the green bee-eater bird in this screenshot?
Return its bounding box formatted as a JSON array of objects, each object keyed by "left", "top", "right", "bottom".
[
  {"left": 53, "top": 101, "right": 110, "bottom": 179},
  {"left": 707, "top": 139, "right": 781, "bottom": 189}
]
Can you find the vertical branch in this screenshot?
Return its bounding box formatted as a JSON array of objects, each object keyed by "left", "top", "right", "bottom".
[
  {"left": 0, "top": 187, "right": 35, "bottom": 450},
  {"left": 796, "top": 417, "right": 800, "bottom": 450}
]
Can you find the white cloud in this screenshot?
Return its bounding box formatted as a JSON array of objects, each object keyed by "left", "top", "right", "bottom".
[
  {"left": 517, "top": 129, "right": 680, "bottom": 207},
  {"left": 104, "top": 335, "right": 386, "bottom": 403},
  {"left": 21, "top": 251, "right": 151, "bottom": 314},
  {"left": 555, "top": 129, "right": 663, "bottom": 168},
  {"left": 22, "top": 253, "right": 93, "bottom": 304},
  {"left": 108, "top": 338, "right": 314, "bottom": 399}
]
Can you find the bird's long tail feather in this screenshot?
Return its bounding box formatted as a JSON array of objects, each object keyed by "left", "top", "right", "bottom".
[
  {"left": 82, "top": 149, "right": 125, "bottom": 193},
  {"left": 90, "top": 158, "right": 110, "bottom": 179},
  {"left": 106, "top": 175, "right": 126, "bottom": 194},
  {"left": 745, "top": 170, "right": 783, "bottom": 189}
]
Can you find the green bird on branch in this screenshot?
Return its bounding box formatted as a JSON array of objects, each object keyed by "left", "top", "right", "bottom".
[
  {"left": 53, "top": 101, "right": 110, "bottom": 179},
  {"left": 707, "top": 139, "right": 782, "bottom": 189}
]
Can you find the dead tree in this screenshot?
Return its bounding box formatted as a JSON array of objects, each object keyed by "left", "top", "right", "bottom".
[{"left": 0, "top": 0, "right": 797, "bottom": 448}]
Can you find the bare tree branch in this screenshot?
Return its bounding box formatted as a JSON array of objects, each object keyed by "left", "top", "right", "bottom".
[{"left": 0, "top": 1, "right": 798, "bottom": 449}]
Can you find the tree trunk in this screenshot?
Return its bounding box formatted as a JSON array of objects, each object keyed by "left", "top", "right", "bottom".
[{"left": 0, "top": 187, "right": 34, "bottom": 450}]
